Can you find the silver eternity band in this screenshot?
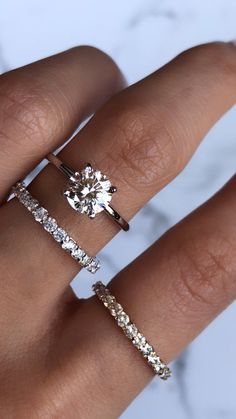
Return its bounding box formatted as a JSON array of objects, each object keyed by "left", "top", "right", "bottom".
[
  {"left": 13, "top": 182, "right": 100, "bottom": 274},
  {"left": 47, "top": 153, "right": 129, "bottom": 232},
  {"left": 93, "top": 281, "right": 172, "bottom": 380}
]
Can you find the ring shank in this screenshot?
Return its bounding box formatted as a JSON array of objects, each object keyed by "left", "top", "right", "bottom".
[
  {"left": 104, "top": 204, "right": 129, "bottom": 231},
  {"left": 47, "top": 153, "right": 77, "bottom": 182}
]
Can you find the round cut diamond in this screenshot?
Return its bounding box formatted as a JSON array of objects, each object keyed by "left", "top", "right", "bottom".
[
  {"left": 139, "top": 342, "right": 153, "bottom": 356},
  {"left": 43, "top": 217, "right": 57, "bottom": 233},
  {"left": 34, "top": 207, "right": 48, "bottom": 223},
  {"left": 109, "top": 302, "right": 123, "bottom": 317},
  {"left": 147, "top": 352, "right": 160, "bottom": 365},
  {"left": 124, "top": 324, "right": 138, "bottom": 339},
  {"left": 103, "top": 295, "right": 116, "bottom": 307},
  {"left": 132, "top": 333, "right": 146, "bottom": 348},
  {"left": 80, "top": 255, "right": 91, "bottom": 267},
  {"left": 62, "top": 238, "right": 77, "bottom": 252},
  {"left": 27, "top": 198, "right": 39, "bottom": 212},
  {"left": 87, "top": 259, "right": 101, "bottom": 274},
  {"left": 117, "top": 312, "right": 130, "bottom": 327},
  {"left": 71, "top": 247, "right": 85, "bottom": 260},
  {"left": 64, "top": 164, "right": 114, "bottom": 218},
  {"left": 53, "top": 228, "right": 68, "bottom": 243}
]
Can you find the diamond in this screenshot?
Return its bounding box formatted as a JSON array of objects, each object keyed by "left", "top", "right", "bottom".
[
  {"left": 71, "top": 247, "right": 85, "bottom": 261},
  {"left": 139, "top": 342, "right": 153, "bottom": 356},
  {"left": 109, "top": 302, "right": 123, "bottom": 317},
  {"left": 33, "top": 207, "right": 48, "bottom": 223},
  {"left": 87, "top": 259, "right": 100, "bottom": 274},
  {"left": 160, "top": 367, "right": 172, "bottom": 379},
  {"left": 147, "top": 352, "right": 159, "bottom": 364},
  {"left": 93, "top": 282, "right": 106, "bottom": 297},
  {"left": 53, "top": 227, "right": 68, "bottom": 243},
  {"left": 103, "top": 295, "right": 116, "bottom": 307},
  {"left": 153, "top": 363, "right": 161, "bottom": 374},
  {"left": 26, "top": 198, "right": 39, "bottom": 212},
  {"left": 124, "top": 323, "right": 138, "bottom": 339},
  {"left": 15, "top": 182, "right": 25, "bottom": 193},
  {"left": 19, "top": 191, "right": 30, "bottom": 205},
  {"left": 132, "top": 333, "right": 146, "bottom": 348},
  {"left": 43, "top": 217, "right": 57, "bottom": 233},
  {"left": 64, "top": 164, "right": 114, "bottom": 218},
  {"left": 62, "top": 237, "right": 77, "bottom": 252},
  {"left": 117, "top": 311, "right": 130, "bottom": 327},
  {"left": 80, "top": 255, "right": 91, "bottom": 267}
]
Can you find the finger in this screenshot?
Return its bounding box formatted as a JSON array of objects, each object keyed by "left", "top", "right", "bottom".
[
  {"left": 67, "top": 175, "right": 236, "bottom": 419},
  {"left": 2, "top": 42, "right": 236, "bottom": 300},
  {"left": 0, "top": 46, "right": 124, "bottom": 199}
]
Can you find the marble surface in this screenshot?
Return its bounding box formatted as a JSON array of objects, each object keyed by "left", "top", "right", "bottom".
[{"left": 1, "top": 1, "right": 236, "bottom": 418}]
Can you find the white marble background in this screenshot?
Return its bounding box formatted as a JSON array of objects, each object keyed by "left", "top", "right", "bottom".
[{"left": 1, "top": 1, "right": 236, "bottom": 418}]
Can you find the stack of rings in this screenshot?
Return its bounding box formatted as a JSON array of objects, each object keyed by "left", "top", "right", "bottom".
[{"left": 12, "top": 153, "right": 171, "bottom": 380}]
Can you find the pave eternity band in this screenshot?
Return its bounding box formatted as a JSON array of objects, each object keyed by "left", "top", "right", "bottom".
[
  {"left": 93, "top": 281, "right": 172, "bottom": 380},
  {"left": 47, "top": 153, "right": 129, "bottom": 232},
  {"left": 13, "top": 182, "right": 100, "bottom": 274}
]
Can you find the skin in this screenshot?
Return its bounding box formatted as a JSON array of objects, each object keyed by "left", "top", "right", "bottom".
[{"left": 0, "top": 42, "right": 236, "bottom": 418}]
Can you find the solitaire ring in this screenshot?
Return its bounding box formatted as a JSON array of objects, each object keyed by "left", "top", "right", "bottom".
[{"left": 47, "top": 153, "right": 129, "bottom": 232}]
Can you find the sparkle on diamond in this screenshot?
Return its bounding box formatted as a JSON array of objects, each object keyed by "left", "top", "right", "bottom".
[{"left": 64, "top": 164, "right": 114, "bottom": 218}]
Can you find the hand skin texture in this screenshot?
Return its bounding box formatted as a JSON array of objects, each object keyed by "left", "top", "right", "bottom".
[{"left": 0, "top": 42, "right": 236, "bottom": 418}]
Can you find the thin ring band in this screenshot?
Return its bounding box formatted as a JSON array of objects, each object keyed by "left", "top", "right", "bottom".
[
  {"left": 93, "top": 281, "right": 172, "bottom": 380},
  {"left": 47, "top": 153, "right": 129, "bottom": 232},
  {"left": 13, "top": 182, "right": 100, "bottom": 274}
]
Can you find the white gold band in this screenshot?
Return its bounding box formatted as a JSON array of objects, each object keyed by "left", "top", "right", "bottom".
[
  {"left": 13, "top": 182, "right": 100, "bottom": 274},
  {"left": 93, "top": 281, "right": 172, "bottom": 380}
]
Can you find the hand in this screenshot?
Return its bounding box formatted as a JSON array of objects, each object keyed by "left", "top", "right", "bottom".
[{"left": 0, "top": 42, "right": 236, "bottom": 418}]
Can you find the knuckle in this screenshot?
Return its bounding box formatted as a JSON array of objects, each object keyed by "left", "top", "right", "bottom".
[
  {"left": 171, "top": 231, "right": 236, "bottom": 314},
  {"left": 104, "top": 102, "right": 184, "bottom": 191},
  {"left": 0, "top": 76, "right": 66, "bottom": 154}
]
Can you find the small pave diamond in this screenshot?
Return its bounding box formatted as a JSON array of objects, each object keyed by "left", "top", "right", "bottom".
[
  {"left": 53, "top": 227, "right": 68, "bottom": 243},
  {"left": 132, "top": 333, "right": 146, "bottom": 348},
  {"left": 34, "top": 207, "right": 48, "bottom": 223},
  {"left": 153, "top": 363, "right": 161, "bottom": 374},
  {"left": 147, "top": 352, "right": 159, "bottom": 365},
  {"left": 80, "top": 255, "right": 91, "bottom": 267},
  {"left": 26, "top": 198, "right": 39, "bottom": 212},
  {"left": 88, "top": 259, "right": 101, "bottom": 274},
  {"left": 62, "top": 238, "right": 77, "bottom": 252},
  {"left": 43, "top": 217, "right": 57, "bottom": 233},
  {"left": 13, "top": 181, "right": 101, "bottom": 274},
  {"left": 87, "top": 259, "right": 100, "bottom": 274},
  {"left": 117, "top": 312, "right": 130, "bottom": 327},
  {"left": 93, "top": 282, "right": 172, "bottom": 380},
  {"left": 71, "top": 247, "right": 85, "bottom": 261},
  {"left": 124, "top": 324, "right": 138, "bottom": 339},
  {"left": 103, "top": 295, "right": 116, "bottom": 307},
  {"left": 64, "top": 164, "right": 115, "bottom": 219},
  {"left": 109, "top": 302, "right": 123, "bottom": 317},
  {"left": 139, "top": 342, "right": 153, "bottom": 356}
]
